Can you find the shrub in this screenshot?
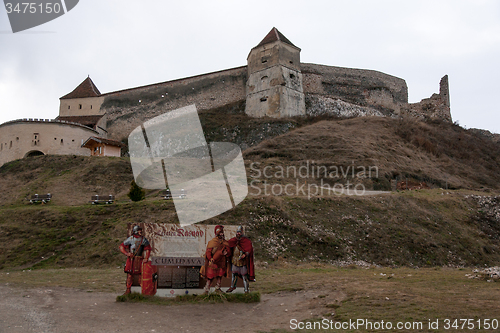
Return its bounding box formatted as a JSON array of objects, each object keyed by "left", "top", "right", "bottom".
[{"left": 128, "top": 181, "right": 145, "bottom": 202}]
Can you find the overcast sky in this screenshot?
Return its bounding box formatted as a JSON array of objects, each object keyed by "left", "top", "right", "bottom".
[{"left": 1, "top": 0, "right": 499, "bottom": 133}]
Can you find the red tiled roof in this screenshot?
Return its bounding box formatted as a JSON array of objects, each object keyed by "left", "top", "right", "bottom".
[
  {"left": 60, "top": 76, "right": 101, "bottom": 99},
  {"left": 82, "top": 136, "right": 126, "bottom": 148},
  {"left": 56, "top": 115, "right": 103, "bottom": 128},
  {"left": 256, "top": 27, "right": 296, "bottom": 48}
]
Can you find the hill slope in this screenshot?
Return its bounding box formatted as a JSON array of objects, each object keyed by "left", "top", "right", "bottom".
[
  {"left": 2, "top": 113, "right": 498, "bottom": 208},
  {"left": 0, "top": 155, "right": 134, "bottom": 206},
  {"left": 244, "top": 117, "right": 500, "bottom": 191},
  {"left": 0, "top": 189, "right": 499, "bottom": 270},
  {"left": 0, "top": 115, "right": 499, "bottom": 270}
]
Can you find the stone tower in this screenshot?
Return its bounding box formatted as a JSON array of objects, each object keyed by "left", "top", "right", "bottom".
[
  {"left": 439, "top": 75, "right": 450, "bottom": 108},
  {"left": 245, "top": 28, "right": 305, "bottom": 118}
]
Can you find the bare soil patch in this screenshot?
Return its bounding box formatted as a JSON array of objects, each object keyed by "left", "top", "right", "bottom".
[
  {"left": 0, "top": 285, "right": 343, "bottom": 333},
  {"left": 1, "top": 265, "right": 500, "bottom": 333}
]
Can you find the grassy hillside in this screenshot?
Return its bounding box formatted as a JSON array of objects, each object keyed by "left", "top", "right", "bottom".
[
  {"left": 244, "top": 117, "right": 500, "bottom": 191},
  {"left": 0, "top": 188, "right": 499, "bottom": 270},
  {"left": 1, "top": 114, "right": 498, "bottom": 208},
  {"left": 0, "top": 155, "right": 134, "bottom": 206},
  {"left": 1, "top": 114, "right": 499, "bottom": 270}
]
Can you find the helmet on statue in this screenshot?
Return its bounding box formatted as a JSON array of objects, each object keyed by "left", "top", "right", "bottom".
[{"left": 132, "top": 225, "right": 142, "bottom": 234}]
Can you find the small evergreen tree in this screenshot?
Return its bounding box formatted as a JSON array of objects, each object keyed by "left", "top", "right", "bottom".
[{"left": 128, "top": 180, "right": 145, "bottom": 202}]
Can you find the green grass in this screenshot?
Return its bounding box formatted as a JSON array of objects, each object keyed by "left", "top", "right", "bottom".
[
  {"left": 1, "top": 189, "right": 500, "bottom": 270},
  {"left": 116, "top": 291, "right": 260, "bottom": 304},
  {"left": 255, "top": 264, "right": 500, "bottom": 333},
  {"left": 0, "top": 267, "right": 124, "bottom": 292}
]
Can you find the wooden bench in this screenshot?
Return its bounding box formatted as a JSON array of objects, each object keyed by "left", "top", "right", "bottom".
[
  {"left": 90, "top": 195, "right": 115, "bottom": 204},
  {"left": 29, "top": 193, "right": 52, "bottom": 204},
  {"left": 161, "top": 189, "right": 187, "bottom": 200}
]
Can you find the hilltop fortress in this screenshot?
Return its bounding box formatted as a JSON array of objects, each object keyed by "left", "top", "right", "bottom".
[{"left": 0, "top": 28, "right": 451, "bottom": 166}]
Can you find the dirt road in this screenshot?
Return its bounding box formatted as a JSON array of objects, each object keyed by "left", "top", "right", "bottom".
[{"left": 0, "top": 285, "right": 343, "bottom": 333}]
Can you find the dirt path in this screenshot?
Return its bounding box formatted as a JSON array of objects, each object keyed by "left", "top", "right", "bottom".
[
  {"left": 0, "top": 285, "right": 345, "bottom": 333},
  {"left": 320, "top": 187, "right": 391, "bottom": 196}
]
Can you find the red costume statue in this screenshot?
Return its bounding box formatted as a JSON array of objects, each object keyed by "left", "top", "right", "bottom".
[
  {"left": 119, "top": 225, "right": 151, "bottom": 295},
  {"left": 227, "top": 225, "right": 255, "bottom": 293},
  {"left": 201, "top": 225, "right": 230, "bottom": 294}
]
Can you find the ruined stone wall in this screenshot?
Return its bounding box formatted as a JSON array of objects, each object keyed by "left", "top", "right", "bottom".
[
  {"left": 301, "top": 63, "right": 409, "bottom": 116},
  {"left": 0, "top": 119, "right": 97, "bottom": 165},
  {"left": 405, "top": 75, "right": 452, "bottom": 122},
  {"left": 101, "top": 67, "right": 247, "bottom": 140}
]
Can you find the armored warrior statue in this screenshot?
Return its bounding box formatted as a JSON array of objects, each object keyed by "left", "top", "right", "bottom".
[
  {"left": 119, "top": 225, "right": 151, "bottom": 295},
  {"left": 201, "top": 225, "right": 230, "bottom": 294},
  {"left": 227, "top": 226, "right": 255, "bottom": 293}
]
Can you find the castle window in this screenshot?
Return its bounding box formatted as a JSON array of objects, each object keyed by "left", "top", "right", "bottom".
[
  {"left": 260, "top": 97, "right": 268, "bottom": 102},
  {"left": 16, "top": 137, "right": 19, "bottom": 141},
  {"left": 290, "top": 61, "right": 293, "bottom": 64},
  {"left": 79, "top": 104, "right": 82, "bottom": 109},
  {"left": 33, "top": 133, "right": 39, "bottom": 146},
  {"left": 90, "top": 105, "right": 93, "bottom": 109},
  {"left": 1, "top": 143, "right": 2, "bottom": 151},
  {"left": 61, "top": 139, "right": 64, "bottom": 145},
  {"left": 290, "top": 73, "right": 295, "bottom": 79},
  {"left": 261, "top": 58, "right": 267, "bottom": 64},
  {"left": 9, "top": 141, "right": 12, "bottom": 148},
  {"left": 261, "top": 76, "right": 268, "bottom": 81},
  {"left": 68, "top": 106, "right": 70, "bottom": 109}
]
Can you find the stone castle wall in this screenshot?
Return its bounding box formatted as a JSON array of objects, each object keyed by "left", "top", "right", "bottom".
[
  {"left": 246, "top": 67, "right": 305, "bottom": 118},
  {"left": 245, "top": 41, "right": 305, "bottom": 118},
  {"left": 0, "top": 63, "right": 452, "bottom": 166},
  {"left": 100, "top": 66, "right": 248, "bottom": 140},
  {"left": 0, "top": 119, "right": 97, "bottom": 165},
  {"left": 78, "top": 64, "right": 450, "bottom": 142},
  {"left": 301, "top": 63, "right": 409, "bottom": 116}
]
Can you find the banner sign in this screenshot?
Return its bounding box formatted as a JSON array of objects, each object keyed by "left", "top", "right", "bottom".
[
  {"left": 126, "top": 223, "right": 240, "bottom": 290},
  {"left": 152, "top": 257, "right": 204, "bottom": 266},
  {"left": 129, "top": 223, "right": 238, "bottom": 261}
]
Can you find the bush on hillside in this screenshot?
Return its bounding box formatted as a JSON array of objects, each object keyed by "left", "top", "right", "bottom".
[{"left": 128, "top": 181, "right": 145, "bottom": 202}]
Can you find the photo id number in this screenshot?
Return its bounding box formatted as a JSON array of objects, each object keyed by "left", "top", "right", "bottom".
[{"left": 5, "top": 2, "right": 62, "bottom": 14}]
